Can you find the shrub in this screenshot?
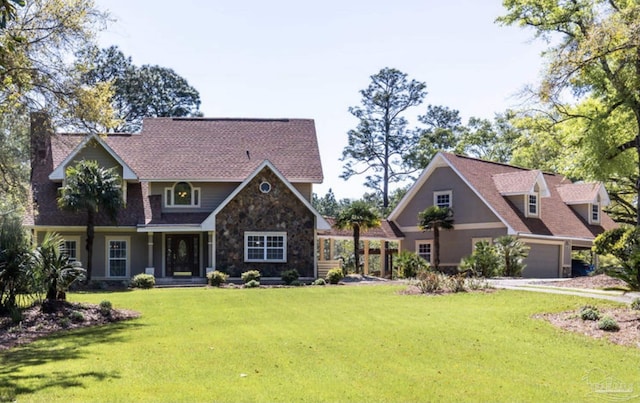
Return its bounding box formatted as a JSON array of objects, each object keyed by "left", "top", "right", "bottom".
[
  {"left": 290, "top": 279, "right": 301, "bottom": 286},
  {"left": 241, "top": 270, "right": 261, "bottom": 284},
  {"left": 99, "top": 300, "right": 112, "bottom": 316},
  {"left": 598, "top": 316, "right": 620, "bottom": 331},
  {"left": 131, "top": 273, "right": 155, "bottom": 289},
  {"left": 594, "top": 227, "right": 640, "bottom": 291},
  {"left": 70, "top": 310, "right": 85, "bottom": 323},
  {"left": 580, "top": 306, "right": 601, "bottom": 321},
  {"left": 416, "top": 271, "right": 444, "bottom": 294},
  {"left": 281, "top": 269, "right": 300, "bottom": 285},
  {"left": 244, "top": 279, "right": 260, "bottom": 288},
  {"left": 326, "top": 268, "right": 344, "bottom": 284},
  {"left": 394, "top": 251, "right": 429, "bottom": 279},
  {"left": 631, "top": 298, "right": 640, "bottom": 311},
  {"left": 459, "top": 241, "right": 500, "bottom": 277},
  {"left": 207, "top": 270, "right": 229, "bottom": 287},
  {"left": 446, "top": 274, "right": 467, "bottom": 293},
  {"left": 312, "top": 278, "right": 326, "bottom": 286},
  {"left": 59, "top": 317, "right": 71, "bottom": 328},
  {"left": 494, "top": 235, "right": 529, "bottom": 277}
]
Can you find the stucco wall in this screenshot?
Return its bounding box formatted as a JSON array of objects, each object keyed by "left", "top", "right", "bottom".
[{"left": 215, "top": 167, "right": 315, "bottom": 277}]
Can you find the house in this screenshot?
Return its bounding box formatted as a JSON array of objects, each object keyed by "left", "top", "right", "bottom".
[
  {"left": 26, "top": 113, "right": 330, "bottom": 281},
  {"left": 388, "top": 152, "right": 617, "bottom": 278}
]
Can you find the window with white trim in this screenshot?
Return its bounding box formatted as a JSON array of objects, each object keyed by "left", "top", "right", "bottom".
[
  {"left": 244, "top": 232, "right": 287, "bottom": 263},
  {"left": 527, "top": 194, "right": 538, "bottom": 217},
  {"left": 106, "top": 237, "right": 129, "bottom": 277},
  {"left": 434, "top": 190, "right": 452, "bottom": 208},
  {"left": 591, "top": 203, "right": 600, "bottom": 224},
  {"left": 165, "top": 182, "right": 200, "bottom": 207},
  {"left": 416, "top": 241, "right": 433, "bottom": 264},
  {"left": 61, "top": 237, "right": 80, "bottom": 262}
]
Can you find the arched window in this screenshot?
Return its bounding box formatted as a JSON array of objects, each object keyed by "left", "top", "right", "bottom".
[{"left": 165, "top": 182, "right": 200, "bottom": 207}]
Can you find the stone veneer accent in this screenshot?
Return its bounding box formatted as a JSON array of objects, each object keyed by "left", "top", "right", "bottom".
[{"left": 215, "top": 166, "right": 315, "bottom": 277}]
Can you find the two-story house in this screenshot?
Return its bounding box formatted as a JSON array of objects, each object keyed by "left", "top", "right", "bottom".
[
  {"left": 27, "top": 113, "right": 330, "bottom": 281},
  {"left": 388, "top": 152, "right": 617, "bottom": 277}
]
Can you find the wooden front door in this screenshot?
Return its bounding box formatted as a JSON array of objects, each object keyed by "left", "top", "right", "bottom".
[{"left": 166, "top": 234, "right": 200, "bottom": 276}]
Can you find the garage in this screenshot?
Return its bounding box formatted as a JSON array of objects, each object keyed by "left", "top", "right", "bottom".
[{"left": 522, "top": 243, "right": 561, "bottom": 278}]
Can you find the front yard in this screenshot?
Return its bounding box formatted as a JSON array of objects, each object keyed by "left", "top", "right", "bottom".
[{"left": 1, "top": 286, "right": 639, "bottom": 402}]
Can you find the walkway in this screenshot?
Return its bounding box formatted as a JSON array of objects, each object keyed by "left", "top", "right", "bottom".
[{"left": 489, "top": 278, "right": 640, "bottom": 304}]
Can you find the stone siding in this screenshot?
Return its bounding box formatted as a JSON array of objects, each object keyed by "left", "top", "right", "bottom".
[{"left": 216, "top": 167, "right": 315, "bottom": 277}]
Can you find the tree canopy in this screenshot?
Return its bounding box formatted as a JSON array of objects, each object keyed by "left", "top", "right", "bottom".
[
  {"left": 80, "top": 45, "right": 202, "bottom": 132},
  {"left": 499, "top": 0, "right": 640, "bottom": 225},
  {"left": 335, "top": 201, "right": 381, "bottom": 274}
]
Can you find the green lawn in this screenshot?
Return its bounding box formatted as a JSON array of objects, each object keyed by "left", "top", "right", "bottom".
[{"left": 1, "top": 286, "right": 639, "bottom": 402}]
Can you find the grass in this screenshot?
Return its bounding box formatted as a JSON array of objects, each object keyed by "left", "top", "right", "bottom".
[{"left": 1, "top": 286, "right": 639, "bottom": 402}]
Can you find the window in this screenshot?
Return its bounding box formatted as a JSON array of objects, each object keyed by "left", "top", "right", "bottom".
[
  {"left": 527, "top": 194, "right": 538, "bottom": 216},
  {"left": 244, "top": 232, "right": 287, "bottom": 262},
  {"left": 106, "top": 237, "right": 129, "bottom": 277},
  {"left": 165, "top": 182, "right": 200, "bottom": 207},
  {"left": 61, "top": 237, "right": 80, "bottom": 262},
  {"left": 433, "top": 190, "right": 452, "bottom": 208},
  {"left": 591, "top": 203, "right": 600, "bottom": 224},
  {"left": 416, "top": 241, "right": 432, "bottom": 264}
]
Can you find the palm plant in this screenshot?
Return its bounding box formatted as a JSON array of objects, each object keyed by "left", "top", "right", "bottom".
[
  {"left": 494, "top": 235, "right": 529, "bottom": 277},
  {"left": 0, "top": 213, "right": 32, "bottom": 311},
  {"left": 58, "top": 160, "right": 123, "bottom": 282},
  {"left": 33, "top": 232, "right": 86, "bottom": 302},
  {"left": 418, "top": 206, "right": 454, "bottom": 271},
  {"left": 335, "top": 201, "right": 381, "bottom": 274}
]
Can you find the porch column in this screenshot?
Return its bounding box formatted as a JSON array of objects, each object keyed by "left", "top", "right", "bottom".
[
  {"left": 380, "top": 241, "right": 387, "bottom": 278},
  {"left": 206, "top": 231, "right": 215, "bottom": 274},
  {"left": 363, "top": 240, "right": 369, "bottom": 275},
  {"left": 145, "top": 232, "right": 155, "bottom": 275},
  {"left": 319, "top": 237, "right": 325, "bottom": 261},
  {"left": 329, "top": 238, "right": 335, "bottom": 260}
]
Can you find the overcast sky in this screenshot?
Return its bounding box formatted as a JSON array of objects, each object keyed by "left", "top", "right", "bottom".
[{"left": 94, "top": 0, "right": 546, "bottom": 200}]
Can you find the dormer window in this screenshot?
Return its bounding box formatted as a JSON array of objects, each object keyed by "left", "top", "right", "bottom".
[
  {"left": 591, "top": 203, "right": 600, "bottom": 224},
  {"left": 527, "top": 194, "right": 538, "bottom": 217},
  {"left": 165, "top": 182, "right": 200, "bottom": 207}
]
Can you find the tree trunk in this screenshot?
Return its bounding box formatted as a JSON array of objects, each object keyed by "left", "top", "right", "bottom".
[
  {"left": 354, "top": 225, "right": 360, "bottom": 274},
  {"left": 86, "top": 209, "right": 95, "bottom": 283},
  {"left": 433, "top": 226, "right": 440, "bottom": 271}
]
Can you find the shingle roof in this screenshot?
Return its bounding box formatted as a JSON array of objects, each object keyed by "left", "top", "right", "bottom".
[
  {"left": 439, "top": 153, "right": 616, "bottom": 239},
  {"left": 557, "top": 182, "right": 604, "bottom": 204},
  {"left": 493, "top": 170, "right": 542, "bottom": 194}
]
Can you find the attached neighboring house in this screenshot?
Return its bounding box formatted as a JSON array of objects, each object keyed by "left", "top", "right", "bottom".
[
  {"left": 388, "top": 152, "right": 617, "bottom": 278},
  {"left": 26, "top": 113, "right": 330, "bottom": 281}
]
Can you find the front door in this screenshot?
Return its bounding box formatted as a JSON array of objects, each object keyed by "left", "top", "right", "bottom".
[{"left": 166, "top": 234, "right": 200, "bottom": 276}]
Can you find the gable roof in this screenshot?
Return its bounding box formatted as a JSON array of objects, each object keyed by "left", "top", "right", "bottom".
[
  {"left": 557, "top": 182, "right": 611, "bottom": 205},
  {"left": 389, "top": 152, "right": 616, "bottom": 240},
  {"left": 46, "top": 117, "right": 323, "bottom": 183},
  {"left": 48, "top": 134, "right": 138, "bottom": 181},
  {"left": 201, "top": 160, "right": 330, "bottom": 231},
  {"left": 493, "top": 170, "right": 550, "bottom": 197}
]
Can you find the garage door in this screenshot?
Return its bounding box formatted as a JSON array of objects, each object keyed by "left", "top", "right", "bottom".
[{"left": 523, "top": 243, "right": 560, "bottom": 278}]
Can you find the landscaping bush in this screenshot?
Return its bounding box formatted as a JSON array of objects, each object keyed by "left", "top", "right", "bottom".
[
  {"left": 207, "top": 270, "right": 229, "bottom": 287},
  {"left": 281, "top": 269, "right": 299, "bottom": 285},
  {"left": 416, "top": 271, "right": 444, "bottom": 293},
  {"left": 446, "top": 274, "right": 467, "bottom": 293},
  {"left": 597, "top": 316, "right": 620, "bottom": 331},
  {"left": 494, "top": 235, "right": 529, "bottom": 277},
  {"left": 241, "top": 270, "right": 261, "bottom": 284},
  {"left": 312, "top": 278, "right": 326, "bottom": 286},
  {"left": 631, "top": 298, "right": 640, "bottom": 311},
  {"left": 99, "top": 300, "right": 112, "bottom": 316},
  {"left": 459, "top": 241, "right": 500, "bottom": 277},
  {"left": 326, "top": 268, "right": 344, "bottom": 284},
  {"left": 593, "top": 227, "right": 640, "bottom": 291},
  {"left": 580, "top": 306, "right": 601, "bottom": 321},
  {"left": 466, "top": 277, "right": 491, "bottom": 291},
  {"left": 130, "top": 273, "right": 155, "bottom": 289},
  {"left": 70, "top": 310, "right": 85, "bottom": 323},
  {"left": 394, "top": 251, "right": 429, "bottom": 279},
  {"left": 244, "top": 279, "right": 260, "bottom": 288}
]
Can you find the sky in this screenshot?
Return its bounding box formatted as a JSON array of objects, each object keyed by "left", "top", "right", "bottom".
[{"left": 94, "top": 0, "right": 546, "bottom": 200}]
